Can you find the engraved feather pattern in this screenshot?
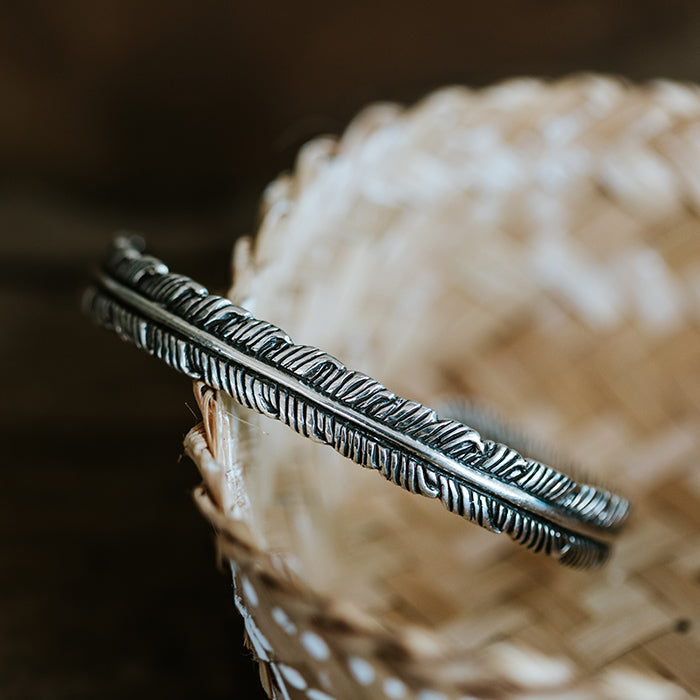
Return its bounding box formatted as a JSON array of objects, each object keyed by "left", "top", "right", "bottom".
[{"left": 84, "top": 238, "right": 630, "bottom": 568}]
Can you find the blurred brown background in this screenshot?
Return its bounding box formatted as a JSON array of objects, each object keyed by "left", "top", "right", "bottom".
[{"left": 2, "top": 2, "right": 700, "bottom": 697}]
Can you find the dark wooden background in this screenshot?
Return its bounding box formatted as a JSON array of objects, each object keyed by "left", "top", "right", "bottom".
[{"left": 3, "top": 2, "right": 700, "bottom": 697}]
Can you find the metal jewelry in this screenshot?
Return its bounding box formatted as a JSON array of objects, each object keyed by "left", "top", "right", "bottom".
[{"left": 84, "top": 237, "right": 630, "bottom": 568}]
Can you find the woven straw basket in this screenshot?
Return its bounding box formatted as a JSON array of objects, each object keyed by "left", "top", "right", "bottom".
[{"left": 185, "top": 76, "right": 700, "bottom": 699}]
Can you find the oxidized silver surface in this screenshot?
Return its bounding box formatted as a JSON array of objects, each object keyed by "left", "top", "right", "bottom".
[{"left": 84, "top": 237, "right": 630, "bottom": 568}]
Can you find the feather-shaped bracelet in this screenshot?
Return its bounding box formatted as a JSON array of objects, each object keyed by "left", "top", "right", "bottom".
[{"left": 84, "top": 237, "right": 630, "bottom": 568}]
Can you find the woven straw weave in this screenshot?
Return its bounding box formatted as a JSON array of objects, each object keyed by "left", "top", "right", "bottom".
[{"left": 185, "top": 76, "right": 700, "bottom": 699}]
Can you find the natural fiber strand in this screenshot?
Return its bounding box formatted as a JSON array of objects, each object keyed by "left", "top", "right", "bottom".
[{"left": 185, "top": 76, "right": 700, "bottom": 699}]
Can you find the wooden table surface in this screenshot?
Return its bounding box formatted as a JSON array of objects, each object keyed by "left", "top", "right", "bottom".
[{"left": 0, "top": 186, "right": 267, "bottom": 698}]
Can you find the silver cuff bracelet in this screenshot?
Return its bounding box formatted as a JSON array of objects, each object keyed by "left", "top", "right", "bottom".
[{"left": 84, "top": 237, "right": 630, "bottom": 568}]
